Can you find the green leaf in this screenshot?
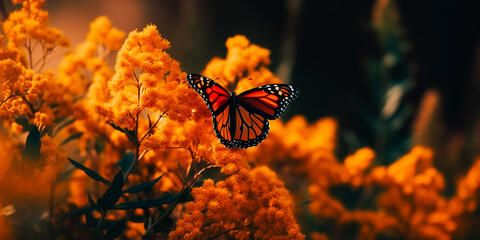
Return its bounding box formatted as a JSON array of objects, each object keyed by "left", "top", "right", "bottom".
[
  {"left": 113, "top": 193, "right": 179, "bottom": 210},
  {"left": 109, "top": 123, "right": 136, "bottom": 143},
  {"left": 175, "top": 161, "right": 187, "bottom": 181},
  {"left": 123, "top": 174, "right": 164, "bottom": 194},
  {"left": 15, "top": 117, "right": 32, "bottom": 132},
  {"left": 116, "top": 151, "right": 134, "bottom": 173},
  {"left": 58, "top": 157, "right": 88, "bottom": 181},
  {"left": 68, "top": 158, "right": 111, "bottom": 185},
  {"left": 61, "top": 132, "right": 84, "bottom": 146},
  {"left": 84, "top": 212, "right": 97, "bottom": 228},
  {"left": 88, "top": 192, "right": 100, "bottom": 213},
  {"left": 105, "top": 219, "right": 126, "bottom": 240},
  {"left": 21, "top": 126, "right": 41, "bottom": 162},
  {"left": 101, "top": 171, "right": 124, "bottom": 210}
]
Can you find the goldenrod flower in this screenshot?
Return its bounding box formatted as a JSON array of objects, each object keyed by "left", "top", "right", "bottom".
[
  {"left": 36, "top": 136, "right": 67, "bottom": 184},
  {"left": 2, "top": 0, "right": 69, "bottom": 49},
  {"left": 366, "top": 146, "right": 455, "bottom": 239},
  {"left": 109, "top": 25, "right": 192, "bottom": 129},
  {"left": 170, "top": 166, "right": 305, "bottom": 240},
  {"left": 344, "top": 148, "right": 375, "bottom": 186},
  {"left": 448, "top": 158, "right": 480, "bottom": 216},
  {"left": 0, "top": 35, "right": 33, "bottom": 119},
  {"left": 87, "top": 16, "right": 125, "bottom": 50}
]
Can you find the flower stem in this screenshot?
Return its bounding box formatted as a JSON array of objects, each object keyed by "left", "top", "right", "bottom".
[{"left": 96, "top": 210, "right": 107, "bottom": 232}]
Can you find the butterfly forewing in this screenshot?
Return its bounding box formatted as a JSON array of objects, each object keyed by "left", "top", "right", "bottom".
[
  {"left": 238, "top": 84, "right": 299, "bottom": 119},
  {"left": 186, "top": 74, "right": 230, "bottom": 114}
]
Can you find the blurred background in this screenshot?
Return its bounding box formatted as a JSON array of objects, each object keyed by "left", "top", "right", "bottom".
[{"left": 2, "top": 0, "right": 479, "bottom": 192}]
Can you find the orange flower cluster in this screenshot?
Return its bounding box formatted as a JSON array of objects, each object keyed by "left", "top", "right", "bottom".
[
  {"left": 449, "top": 158, "right": 480, "bottom": 215},
  {"left": 367, "top": 146, "right": 455, "bottom": 240},
  {"left": 2, "top": 0, "right": 69, "bottom": 49},
  {"left": 0, "top": 35, "right": 32, "bottom": 122},
  {"left": 57, "top": 16, "right": 126, "bottom": 157},
  {"left": 246, "top": 116, "right": 337, "bottom": 169},
  {"left": 245, "top": 113, "right": 466, "bottom": 239},
  {"left": 0, "top": 0, "right": 71, "bottom": 129},
  {"left": 37, "top": 135, "right": 67, "bottom": 184},
  {"left": 108, "top": 24, "right": 192, "bottom": 129},
  {"left": 169, "top": 166, "right": 305, "bottom": 240},
  {"left": 58, "top": 16, "right": 124, "bottom": 97}
]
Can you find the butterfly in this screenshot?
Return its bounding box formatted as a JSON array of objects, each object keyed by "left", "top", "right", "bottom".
[{"left": 187, "top": 74, "right": 299, "bottom": 149}]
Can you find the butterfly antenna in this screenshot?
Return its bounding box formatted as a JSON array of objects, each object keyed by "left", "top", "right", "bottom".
[
  {"left": 214, "top": 77, "right": 228, "bottom": 88},
  {"left": 236, "top": 77, "right": 253, "bottom": 91}
]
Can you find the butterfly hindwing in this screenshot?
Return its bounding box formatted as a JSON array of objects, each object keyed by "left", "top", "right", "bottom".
[
  {"left": 238, "top": 84, "right": 299, "bottom": 119},
  {"left": 213, "top": 104, "right": 233, "bottom": 147},
  {"left": 228, "top": 105, "right": 270, "bottom": 148}
]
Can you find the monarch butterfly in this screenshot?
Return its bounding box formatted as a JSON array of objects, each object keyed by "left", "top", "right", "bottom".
[{"left": 187, "top": 74, "right": 299, "bottom": 148}]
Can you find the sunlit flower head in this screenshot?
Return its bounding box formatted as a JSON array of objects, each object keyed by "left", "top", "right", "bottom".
[{"left": 170, "top": 166, "right": 305, "bottom": 240}]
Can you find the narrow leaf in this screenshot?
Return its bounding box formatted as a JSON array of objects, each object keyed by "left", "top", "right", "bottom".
[
  {"left": 116, "top": 151, "right": 134, "bottom": 173},
  {"left": 113, "top": 193, "right": 178, "bottom": 210},
  {"left": 123, "top": 174, "right": 164, "bottom": 194},
  {"left": 88, "top": 192, "right": 100, "bottom": 213},
  {"left": 61, "top": 132, "right": 84, "bottom": 146},
  {"left": 21, "top": 126, "right": 41, "bottom": 162},
  {"left": 176, "top": 161, "right": 186, "bottom": 181},
  {"left": 101, "top": 171, "right": 124, "bottom": 210},
  {"left": 109, "top": 123, "right": 135, "bottom": 143},
  {"left": 105, "top": 219, "right": 126, "bottom": 240},
  {"left": 68, "top": 158, "right": 111, "bottom": 185},
  {"left": 58, "top": 157, "right": 87, "bottom": 181},
  {"left": 84, "top": 212, "right": 97, "bottom": 228}
]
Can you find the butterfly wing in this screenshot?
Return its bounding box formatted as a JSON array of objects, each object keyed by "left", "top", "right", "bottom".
[
  {"left": 228, "top": 104, "right": 270, "bottom": 148},
  {"left": 187, "top": 74, "right": 234, "bottom": 147},
  {"left": 238, "top": 84, "right": 300, "bottom": 120},
  {"left": 186, "top": 74, "right": 231, "bottom": 114}
]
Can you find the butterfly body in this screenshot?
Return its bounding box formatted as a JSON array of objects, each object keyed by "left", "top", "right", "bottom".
[{"left": 187, "top": 74, "right": 299, "bottom": 148}]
